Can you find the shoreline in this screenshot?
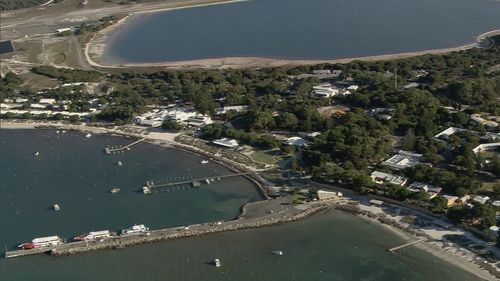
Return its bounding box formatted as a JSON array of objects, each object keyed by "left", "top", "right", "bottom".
[
  {"left": 1, "top": 120, "right": 499, "bottom": 280},
  {"left": 85, "top": 7, "right": 500, "bottom": 70},
  {"left": 334, "top": 204, "right": 499, "bottom": 281}
]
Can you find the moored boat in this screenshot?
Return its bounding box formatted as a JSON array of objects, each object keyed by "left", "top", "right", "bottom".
[
  {"left": 201, "top": 160, "right": 209, "bottom": 164},
  {"left": 271, "top": 250, "right": 283, "bottom": 255},
  {"left": 110, "top": 187, "right": 120, "bottom": 193},
  {"left": 74, "top": 230, "right": 112, "bottom": 241},
  {"left": 121, "top": 224, "right": 150, "bottom": 236},
  {"left": 214, "top": 258, "right": 222, "bottom": 267},
  {"left": 116, "top": 161, "right": 123, "bottom": 166},
  {"left": 85, "top": 133, "right": 92, "bottom": 138},
  {"left": 18, "top": 236, "right": 63, "bottom": 249},
  {"left": 52, "top": 204, "right": 60, "bottom": 211}
]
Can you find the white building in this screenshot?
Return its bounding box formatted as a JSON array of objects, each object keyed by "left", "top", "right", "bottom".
[
  {"left": 39, "top": 98, "right": 56, "bottom": 105},
  {"left": 473, "top": 195, "right": 490, "bottom": 205},
  {"left": 472, "top": 143, "right": 500, "bottom": 154},
  {"left": 382, "top": 150, "right": 422, "bottom": 170},
  {"left": 312, "top": 83, "right": 339, "bottom": 98},
  {"left": 213, "top": 138, "right": 239, "bottom": 148},
  {"left": 284, "top": 136, "right": 308, "bottom": 147},
  {"left": 216, "top": 105, "right": 249, "bottom": 115},
  {"left": 370, "top": 171, "right": 408, "bottom": 186},
  {"left": 317, "top": 190, "right": 342, "bottom": 200}
]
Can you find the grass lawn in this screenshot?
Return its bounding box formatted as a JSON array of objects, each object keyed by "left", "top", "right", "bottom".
[{"left": 250, "top": 150, "right": 278, "bottom": 165}]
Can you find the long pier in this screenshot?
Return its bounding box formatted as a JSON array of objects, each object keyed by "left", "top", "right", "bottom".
[
  {"left": 388, "top": 238, "right": 426, "bottom": 253},
  {"left": 104, "top": 138, "right": 146, "bottom": 155},
  {"left": 4, "top": 201, "right": 331, "bottom": 259},
  {"left": 145, "top": 172, "right": 254, "bottom": 191}
]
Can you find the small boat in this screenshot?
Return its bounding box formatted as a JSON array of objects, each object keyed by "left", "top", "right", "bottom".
[
  {"left": 116, "top": 161, "right": 123, "bottom": 166},
  {"left": 56, "top": 131, "right": 60, "bottom": 134},
  {"left": 110, "top": 188, "right": 120, "bottom": 194},
  {"left": 85, "top": 133, "right": 92, "bottom": 138},
  {"left": 126, "top": 147, "right": 131, "bottom": 151},
  {"left": 201, "top": 160, "right": 209, "bottom": 164},
  {"left": 205, "top": 179, "right": 211, "bottom": 184},
  {"left": 34, "top": 152, "right": 39, "bottom": 156},
  {"left": 271, "top": 250, "right": 283, "bottom": 256},
  {"left": 52, "top": 204, "right": 60, "bottom": 211},
  {"left": 214, "top": 258, "right": 221, "bottom": 267},
  {"left": 142, "top": 186, "right": 151, "bottom": 194}
]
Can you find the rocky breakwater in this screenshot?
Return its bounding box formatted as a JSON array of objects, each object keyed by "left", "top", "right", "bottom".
[{"left": 50, "top": 201, "right": 332, "bottom": 257}]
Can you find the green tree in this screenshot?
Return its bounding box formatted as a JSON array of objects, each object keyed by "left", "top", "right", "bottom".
[{"left": 430, "top": 195, "right": 448, "bottom": 213}]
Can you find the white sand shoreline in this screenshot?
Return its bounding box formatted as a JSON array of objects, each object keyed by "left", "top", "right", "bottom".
[{"left": 85, "top": 7, "right": 500, "bottom": 70}]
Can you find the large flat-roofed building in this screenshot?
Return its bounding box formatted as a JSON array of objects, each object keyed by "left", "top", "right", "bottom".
[
  {"left": 382, "top": 150, "right": 422, "bottom": 170},
  {"left": 370, "top": 171, "right": 408, "bottom": 186},
  {"left": 311, "top": 83, "right": 339, "bottom": 98},
  {"left": 317, "top": 190, "right": 342, "bottom": 200}
]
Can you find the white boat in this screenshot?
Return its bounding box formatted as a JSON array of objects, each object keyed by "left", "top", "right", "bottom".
[
  {"left": 34, "top": 152, "right": 39, "bottom": 156},
  {"left": 214, "top": 258, "right": 221, "bottom": 267},
  {"left": 52, "top": 204, "right": 60, "bottom": 211},
  {"left": 110, "top": 187, "right": 120, "bottom": 194},
  {"left": 271, "top": 250, "right": 283, "bottom": 255},
  {"left": 74, "top": 230, "right": 112, "bottom": 241},
  {"left": 205, "top": 179, "right": 211, "bottom": 184},
  {"left": 201, "top": 160, "right": 209, "bottom": 164},
  {"left": 85, "top": 133, "right": 92, "bottom": 138},
  {"left": 142, "top": 186, "right": 151, "bottom": 194},
  {"left": 117, "top": 161, "right": 123, "bottom": 166},
  {"left": 19, "top": 236, "right": 63, "bottom": 249},
  {"left": 121, "top": 224, "right": 149, "bottom": 236}
]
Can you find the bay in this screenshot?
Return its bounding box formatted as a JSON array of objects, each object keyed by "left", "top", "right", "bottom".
[{"left": 102, "top": 0, "right": 500, "bottom": 64}]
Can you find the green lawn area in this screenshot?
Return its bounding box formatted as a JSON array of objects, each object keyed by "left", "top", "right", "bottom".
[{"left": 250, "top": 150, "right": 278, "bottom": 165}]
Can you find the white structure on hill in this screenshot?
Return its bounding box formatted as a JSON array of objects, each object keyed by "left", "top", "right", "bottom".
[
  {"left": 382, "top": 150, "right": 423, "bottom": 170},
  {"left": 212, "top": 138, "right": 239, "bottom": 148},
  {"left": 312, "top": 83, "right": 339, "bottom": 98}
]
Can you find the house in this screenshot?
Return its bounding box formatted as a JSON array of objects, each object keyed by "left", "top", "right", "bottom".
[
  {"left": 459, "top": 195, "right": 471, "bottom": 204},
  {"left": 317, "top": 105, "right": 350, "bottom": 118},
  {"left": 403, "top": 82, "right": 420, "bottom": 89},
  {"left": 317, "top": 190, "right": 342, "bottom": 200},
  {"left": 39, "top": 98, "right": 56, "bottom": 105},
  {"left": 433, "top": 127, "right": 467, "bottom": 141},
  {"left": 470, "top": 114, "right": 498, "bottom": 128},
  {"left": 215, "top": 105, "right": 249, "bottom": 115},
  {"left": 443, "top": 195, "right": 459, "bottom": 207},
  {"left": 312, "top": 70, "right": 331, "bottom": 75},
  {"left": 284, "top": 137, "right": 308, "bottom": 147},
  {"left": 212, "top": 138, "right": 239, "bottom": 148},
  {"left": 312, "top": 83, "right": 339, "bottom": 98},
  {"left": 15, "top": 98, "right": 28, "bottom": 103},
  {"left": 408, "top": 182, "right": 442, "bottom": 198},
  {"left": 185, "top": 115, "right": 212, "bottom": 127},
  {"left": 492, "top": 200, "right": 500, "bottom": 208},
  {"left": 472, "top": 143, "right": 500, "bottom": 154},
  {"left": 382, "top": 150, "right": 422, "bottom": 170},
  {"left": 473, "top": 195, "right": 490, "bottom": 205},
  {"left": 30, "top": 103, "right": 46, "bottom": 109},
  {"left": 56, "top": 28, "right": 72, "bottom": 34},
  {"left": 346, "top": 85, "right": 359, "bottom": 91},
  {"left": 370, "top": 171, "right": 408, "bottom": 186}
]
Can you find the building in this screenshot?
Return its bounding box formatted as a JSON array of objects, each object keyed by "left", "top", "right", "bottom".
[
  {"left": 443, "top": 195, "right": 459, "bottom": 207},
  {"left": 0, "top": 40, "right": 15, "bottom": 54},
  {"left": 472, "top": 143, "right": 500, "bottom": 154},
  {"left": 382, "top": 150, "right": 422, "bottom": 170},
  {"left": 185, "top": 115, "right": 213, "bottom": 127},
  {"left": 39, "top": 98, "right": 56, "bottom": 105},
  {"left": 317, "top": 190, "right": 342, "bottom": 200},
  {"left": 370, "top": 171, "right": 408, "bottom": 186},
  {"left": 312, "top": 83, "right": 339, "bottom": 98},
  {"left": 408, "top": 182, "right": 441, "bottom": 198},
  {"left": 492, "top": 200, "right": 500, "bottom": 208},
  {"left": 284, "top": 136, "right": 308, "bottom": 147},
  {"left": 473, "top": 195, "right": 490, "bottom": 205},
  {"left": 212, "top": 138, "right": 239, "bottom": 148},
  {"left": 369, "top": 199, "right": 384, "bottom": 206},
  {"left": 470, "top": 114, "right": 498, "bottom": 128},
  {"left": 215, "top": 105, "right": 249, "bottom": 115},
  {"left": 346, "top": 85, "right": 359, "bottom": 91},
  {"left": 433, "top": 127, "right": 467, "bottom": 141}
]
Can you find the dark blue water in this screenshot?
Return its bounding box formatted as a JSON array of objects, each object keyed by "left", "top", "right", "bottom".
[
  {"left": 0, "top": 129, "right": 261, "bottom": 250},
  {"left": 102, "top": 0, "right": 500, "bottom": 64}
]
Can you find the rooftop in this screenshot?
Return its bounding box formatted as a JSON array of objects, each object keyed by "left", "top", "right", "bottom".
[{"left": 382, "top": 150, "right": 422, "bottom": 170}]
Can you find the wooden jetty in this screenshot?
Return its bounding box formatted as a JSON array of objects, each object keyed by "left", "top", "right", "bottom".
[
  {"left": 104, "top": 138, "right": 146, "bottom": 155},
  {"left": 146, "top": 172, "right": 254, "bottom": 192},
  {"left": 388, "top": 238, "right": 426, "bottom": 253}
]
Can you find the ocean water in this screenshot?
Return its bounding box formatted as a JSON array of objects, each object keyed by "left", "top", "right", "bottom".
[
  {"left": 101, "top": 0, "right": 500, "bottom": 64},
  {"left": 0, "top": 129, "right": 262, "bottom": 250},
  {"left": 0, "top": 210, "right": 482, "bottom": 281}
]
